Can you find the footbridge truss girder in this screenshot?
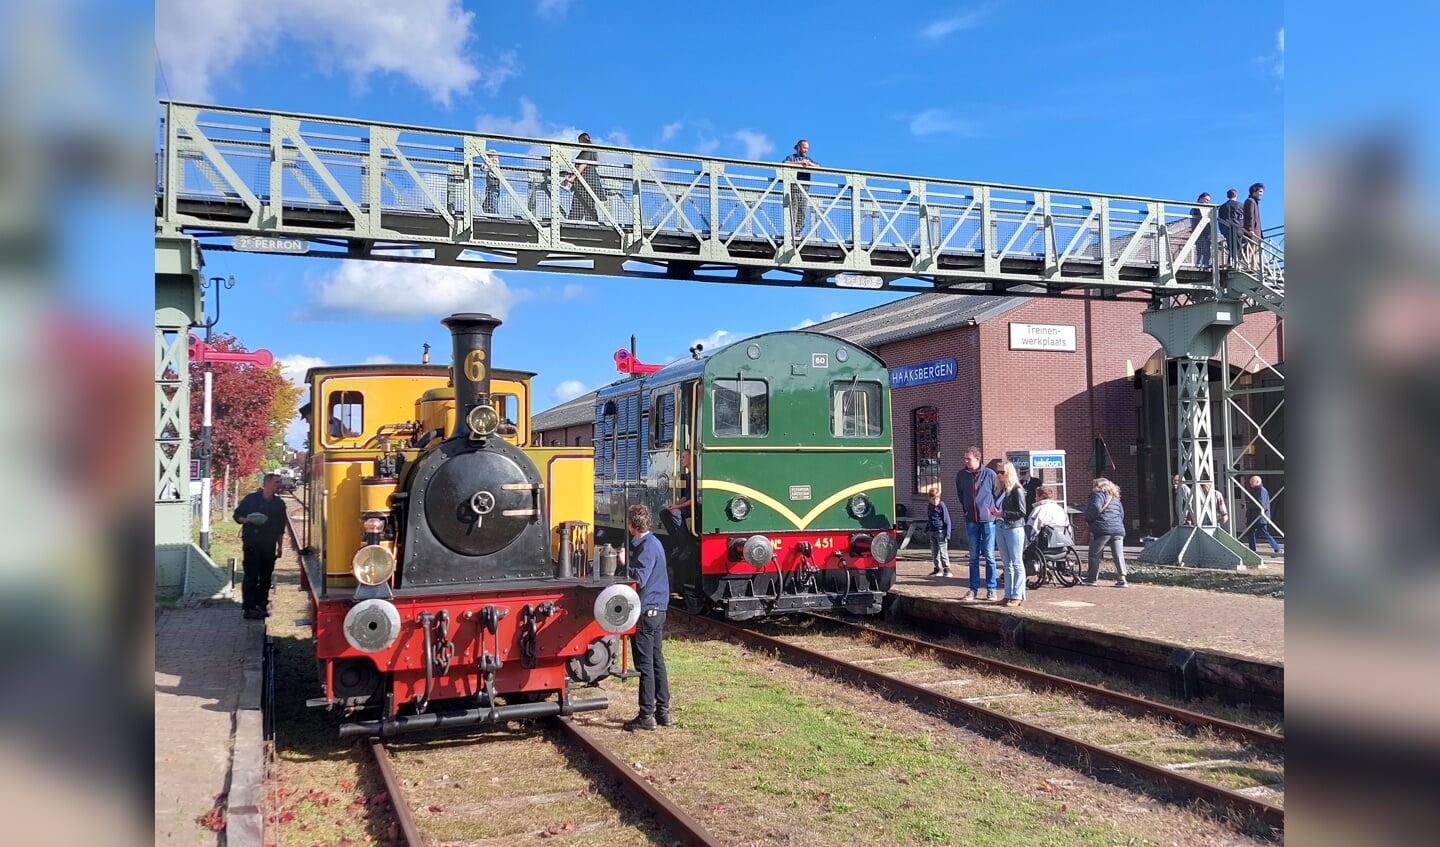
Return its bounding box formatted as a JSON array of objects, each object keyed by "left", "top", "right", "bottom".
[{"left": 157, "top": 101, "right": 1238, "bottom": 298}]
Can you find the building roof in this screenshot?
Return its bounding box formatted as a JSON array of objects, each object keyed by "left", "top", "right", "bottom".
[
  {"left": 530, "top": 292, "right": 1026, "bottom": 429},
  {"left": 532, "top": 387, "right": 600, "bottom": 431},
  {"left": 803, "top": 292, "right": 1025, "bottom": 348}
]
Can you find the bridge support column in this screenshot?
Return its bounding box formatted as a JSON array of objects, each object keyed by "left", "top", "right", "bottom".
[
  {"left": 1138, "top": 299, "right": 1262, "bottom": 570},
  {"left": 155, "top": 236, "right": 227, "bottom": 600}
]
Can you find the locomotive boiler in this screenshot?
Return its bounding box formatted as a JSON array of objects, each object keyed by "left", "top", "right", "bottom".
[{"left": 300, "top": 313, "right": 639, "bottom": 737}]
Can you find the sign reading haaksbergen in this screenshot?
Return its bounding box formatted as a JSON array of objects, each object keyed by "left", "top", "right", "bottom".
[{"left": 890, "top": 358, "right": 957, "bottom": 389}]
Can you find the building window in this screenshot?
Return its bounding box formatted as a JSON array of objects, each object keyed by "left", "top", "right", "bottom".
[
  {"left": 713, "top": 378, "right": 768, "bottom": 437},
  {"left": 914, "top": 406, "right": 940, "bottom": 494},
  {"left": 830, "top": 381, "right": 884, "bottom": 437}
]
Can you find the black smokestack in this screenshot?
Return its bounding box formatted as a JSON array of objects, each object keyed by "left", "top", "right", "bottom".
[{"left": 442, "top": 312, "right": 502, "bottom": 439}]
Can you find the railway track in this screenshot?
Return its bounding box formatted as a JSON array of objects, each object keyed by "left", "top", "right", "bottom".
[
  {"left": 367, "top": 720, "right": 723, "bottom": 846},
  {"left": 676, "top": 609, "right": 1284, "bottom": 837}
]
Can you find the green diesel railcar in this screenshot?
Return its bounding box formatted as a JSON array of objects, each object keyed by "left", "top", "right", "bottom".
[{"left": 594, "top": 331, "right": 897, "bottom": 620}]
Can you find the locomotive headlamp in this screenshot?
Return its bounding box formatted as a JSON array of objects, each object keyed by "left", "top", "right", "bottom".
[
  {"left": 362, "top": 517, "right": 385, "bottom": 534},
  {"left": 870, "top": 530, "right": 898, "bottom": 564},
  {"left": 466, "top": 403, "right": 500, "bottom": 437},
  {"left": 742, "top": 534, "right": 774, "bottom": 568},
  {"left": 848, "top": 493, "right": 873, "bottom": 518},
  {"left": 351, "top": 544, "right": 396, "bottom": 586},
  {"left": 727, "top": 496, "right": 752, "bottom": 520}
]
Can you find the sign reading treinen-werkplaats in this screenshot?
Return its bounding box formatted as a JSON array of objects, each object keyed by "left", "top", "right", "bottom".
[
  {"left": 1009, "top": 322, "right": 1076, "bottom": 351},
  {"left": 890, "top": 358, "right": 957, "bottom": 388}
]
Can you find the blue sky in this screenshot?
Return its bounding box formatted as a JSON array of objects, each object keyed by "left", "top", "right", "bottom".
[{"left": 152, "top": 0, "right": 1284, "bottom": 449}]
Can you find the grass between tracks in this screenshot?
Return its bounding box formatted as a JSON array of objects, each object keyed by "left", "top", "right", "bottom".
[{"left": 596, "top": 630, "right": 1160, "bottom": 847}]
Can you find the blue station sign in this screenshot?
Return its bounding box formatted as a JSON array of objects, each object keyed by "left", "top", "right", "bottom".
[{"left": 889, "top": 357, "right": 958, "bottom": 389}]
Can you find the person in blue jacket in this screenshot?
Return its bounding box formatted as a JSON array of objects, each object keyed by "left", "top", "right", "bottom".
[
  {"left": 925, "top": 488, "right": 953, "bottom": 577},
  {"left": 954, "top": 447, "right": 1000, "bottom": 601},
  {"left": 1082, "top": 477, "right": 1128, "bottom": 587},
  {"left": 623, "top": 504, "right": 672, "bottom": 731}
]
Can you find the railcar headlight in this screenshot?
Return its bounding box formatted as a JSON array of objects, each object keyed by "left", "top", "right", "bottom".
[
  {"left": 742, "top": 535, "right": 773, "bottom": 568},
  {"left": 871, "top": 531, "right": 897, "bottom": 564},
  {"left": 467, "top": 404, "right": 500, "bottom": 437},
  {"left": 848, "top": 493, "right": 873, "bottom": 518},
  {"left": 351, "top": 544, "right": 396, "bottom": 586},
  {"left": 727, "top": 496, "right": 751, "bottom": 520}
]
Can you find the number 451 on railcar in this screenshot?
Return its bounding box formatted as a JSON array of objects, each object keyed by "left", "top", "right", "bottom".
[{"left": 592, "top": 331, "right": 898, "bottom": 621}]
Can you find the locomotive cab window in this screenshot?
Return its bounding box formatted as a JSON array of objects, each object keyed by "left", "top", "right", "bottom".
[
  {"left": 493, "top": 393, "right": 519, "bottom": 436},
  {"left": 830, "top": 380, "right": 884, "bottom": 438},
  {"left": 713, "top": 378, "right": 768, "bottom": 437},
  {"left": 326, "top": 390, "right": 364, "bottom": 443}
]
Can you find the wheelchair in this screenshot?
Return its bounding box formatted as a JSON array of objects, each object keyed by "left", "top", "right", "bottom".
[{"left": 1022, "top": 529, "right": 1081, "bottom": 589}]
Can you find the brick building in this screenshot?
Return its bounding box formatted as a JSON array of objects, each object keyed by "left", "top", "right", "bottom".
[{"left": 533, "top": 292, "right": 1283, "bottom": 541}]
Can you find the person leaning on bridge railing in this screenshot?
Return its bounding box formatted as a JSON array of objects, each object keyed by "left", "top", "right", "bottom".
[{"left": 782, "top": 138, "right": 819, "bottom": 240}]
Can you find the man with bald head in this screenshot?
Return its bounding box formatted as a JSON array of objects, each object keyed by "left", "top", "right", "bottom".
[{"left": 1243, "top": 475, "right": 1282, "bottom": 556}]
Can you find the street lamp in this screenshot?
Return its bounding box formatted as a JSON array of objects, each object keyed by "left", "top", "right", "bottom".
[{"left": 197, "top": 274, "right": 235, "bottom": 555}]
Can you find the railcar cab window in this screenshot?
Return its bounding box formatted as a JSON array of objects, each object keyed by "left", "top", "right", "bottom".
[
  {"left": 713, "top": 378, "right": 768, "bottom": 437},
  {"left": 326, "top": 391, "right": 364, "bottom": 443},
  {"left": 650, "top": 392, "right": 675, "bottom": 448},
  {"left": 830, "top": 380, "right": 884, "bottom": 437}
]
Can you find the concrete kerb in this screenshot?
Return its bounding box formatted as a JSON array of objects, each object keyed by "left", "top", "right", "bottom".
[{"left": 226, "top": 618, "right": 267, "bottom": 847}]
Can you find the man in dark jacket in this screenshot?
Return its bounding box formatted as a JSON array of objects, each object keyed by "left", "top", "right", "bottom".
[
  {"left": 233, "top": 473, "right": 288, "bottom": 619},
  {"left": 1243, "top": 475, "right": 1282, "bottom": 555},
  {"left": 954, "top": 447, "right": 999, "bottom": 601},
  {"left": 1218, "top": 188, "right": 1244, "bottom": 265},
  {"left": 624, "top": 504, "right": 672, "bottom": 731},
  {"left": 1242, "top": 182, "right": 1265, "bottom": 268}
]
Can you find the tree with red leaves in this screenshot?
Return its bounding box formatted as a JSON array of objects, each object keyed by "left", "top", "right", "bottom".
[{"left": 189, "top": 333, "right": 290, "bottom": 479}]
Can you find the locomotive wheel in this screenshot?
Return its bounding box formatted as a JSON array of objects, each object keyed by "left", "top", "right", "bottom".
[{"left": 681, "top": 584, "right": 709, "bottom": 615}]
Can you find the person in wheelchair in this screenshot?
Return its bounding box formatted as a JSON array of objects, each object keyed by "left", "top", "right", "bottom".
[{"left": 1023, "top": 486, "right": 1080, "bottom": 588}]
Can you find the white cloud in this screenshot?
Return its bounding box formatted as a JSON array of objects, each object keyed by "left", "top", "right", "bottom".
[
  {"left": 156, "top": 0, "right": 498, "bottom": 106},
  {"left": 536, "top": 0, "right": 575, "bottom": 20},
  {"left": 551, "top": 379, "right": 591, "bottom": 403},
  {"left": 791, "top": 312, "right": 849, "bottom": 330},
  {"left": 909, "top": 108, "right": 973, "bottom": 137},
  {"left": 661, "top": 121, "right": 683, "bottom": 142},
  {"left": 364, "top": 355, "right": 395, "bottom": 364},
  {"left": 561, "top": 284, "right": 586, "bottom": 299},
  {"left": 292, "top": 260, "right": 520, "bottom": 321},
  {"left": 732, "top": 130, "right": 774, "bottom": 161},
  {"left": 690, "top": 329, "right": 746, "bottom": 355},
  {"left": 922, "top": 5, "right": 996, "bottom": 40},
  {"left": 1274, "top": 28, "right": 1285, "bottom": 78},
  {"left": 695, "top": 137, "right": 721, "bottom": 157},
  {"left": 277, "top": 354, "right": 328, "bottom": 386},
  {"left": 476, "top": 98, "right": 624, "bottom": 146}
]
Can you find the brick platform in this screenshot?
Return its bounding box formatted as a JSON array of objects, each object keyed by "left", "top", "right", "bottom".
[
  {"left": 888, "top": 554, "right": 1284, "bottom": 709},
  {"left": 154, "top": 602, "right": 266, "bottom": 846}
]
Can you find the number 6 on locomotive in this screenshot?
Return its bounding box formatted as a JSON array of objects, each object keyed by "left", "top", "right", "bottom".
[{"left": 592, "top": 331, "right": 898, "bottom": 621}]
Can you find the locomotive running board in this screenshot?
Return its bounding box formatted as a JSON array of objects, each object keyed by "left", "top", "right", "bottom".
[{"left": 338, "top": 695, "right": 610, "bottom": 738}]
